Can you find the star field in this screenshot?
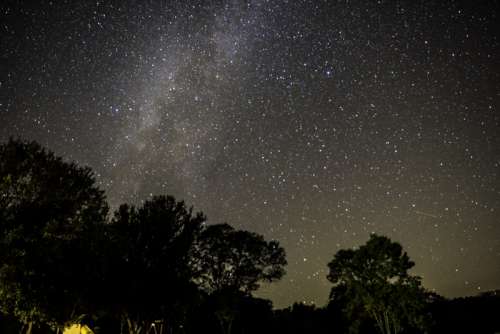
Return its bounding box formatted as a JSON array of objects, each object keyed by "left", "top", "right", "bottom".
[{"left": 1, "top": 0, "right": 499, "bottom": 308}]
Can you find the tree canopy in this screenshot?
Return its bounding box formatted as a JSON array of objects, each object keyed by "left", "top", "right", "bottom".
[
  {"left": 0, "top": 139, "right": 108, "bottom": 333},
  {"left": 4, "top": 139, "right": 489, "bottom": 334},
  {"left": 191, "top": 223, "right": 287, "bottom": 295},
  {"left": 188, "top": 223, "right": 286, "bottom": 334},
  {"left": 106, "top": 196, "right": 206, "bottom": 334},
  {"left": 327, "top": 234, "right": 431, "bottom": 334}
]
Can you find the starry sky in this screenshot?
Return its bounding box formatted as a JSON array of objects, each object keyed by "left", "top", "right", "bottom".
[{"left": 1, "top": 0, "right": 499, "bottom": 308}]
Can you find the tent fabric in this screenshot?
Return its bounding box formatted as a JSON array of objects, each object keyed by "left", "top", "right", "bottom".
[{"left": 63, "top": 324, "right": 95, "bottom": 334}]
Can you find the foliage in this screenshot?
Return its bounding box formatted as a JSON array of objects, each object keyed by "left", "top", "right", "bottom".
[
  {"left": 273, "top": 303, "right": 331, "bottom": 334},
  {"left": 106, "top": 195, "right": 205, "bottom": 334},
  {"left": 190, "top": 291, "right": 274, "bottom": 334},
  {"left": 0, "top": 139, "right": 108, "bottom": 333},
  {"left": 4, "top": 139, "right": 480, "bottom": 334},
  {"left": 191, "top": 223, "right": 287, "bottom": 295},
  {"left": 327, "top": 234, "right": 431, "bottom": 334},
  {"left": 430, "top": 290, "right": 500, "bottom": 333},
  {"left": 187, "top": 223, "right": 286, "bottom": 334}
]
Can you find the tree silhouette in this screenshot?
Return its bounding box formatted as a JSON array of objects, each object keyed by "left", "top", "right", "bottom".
[
  {"left": 273, "top": 303, "right": 331, "bottom": 334},
  {"left": 191, "top": 223, "right": 287, "bottom": 295},
  {"left": 430, "top": 290, "right": 500, "bottom": 333},
  {"left": 0, "top": 139, "right": 108, "bottom": 333},
  {"left": 107, "top": 195, "right": 205, "bottom": 334},
  {"left": 190, "top": 223, "right": 286, "bottom": 334},
  {"left": 327, "top": 234, "right": 431, "bottom": 334}
]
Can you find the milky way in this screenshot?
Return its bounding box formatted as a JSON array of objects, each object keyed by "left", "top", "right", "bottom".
[{"left": 1, "top": 1, "right": 499, "bottom": 307}]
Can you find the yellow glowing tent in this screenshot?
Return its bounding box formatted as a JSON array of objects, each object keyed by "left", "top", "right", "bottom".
[{"left": 63, "top": 324, "right": 95, "bottom": 334}]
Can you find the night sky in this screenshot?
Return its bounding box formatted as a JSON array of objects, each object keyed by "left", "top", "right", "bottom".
[{"left": 1, "top": 1, "right": 499, "bottom": 308}]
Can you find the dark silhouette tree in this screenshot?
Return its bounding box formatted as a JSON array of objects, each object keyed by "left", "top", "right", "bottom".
[
  {"left": 0, "top": 139, "right": 108, "bottom": 333},
  {"left": 107, "top": 195, "right": 205, "bottom": 334},
  {"left": 272, "top": 303, "right": 332, "bottom": 334},
  {"left": 430, "top": 290, "right": 500, "bottom": 334},
  {"left": 327, "top": 234, "right": 431, "bottom": 334},
  {"left": 191, "top": 223, "right": 287, "bottom": 294},
  {"left": 190, "top": 223, "right": 286, "bottom": 334}
]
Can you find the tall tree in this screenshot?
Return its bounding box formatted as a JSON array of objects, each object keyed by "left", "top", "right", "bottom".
[
  {"left": 327, "top": 234, "right": 431, "bottom": 334},
  {"left": 191, "top": 223, "right": 287, "bottom": 295},
  {"left": 0, "top": 139, "right": 108, "bottom": 333},
  {"left": 107, "top": 195, "right": 205, "bottom": 334},
  {"left": 190, "top": 223, "right": 286, "bottom": 334}
]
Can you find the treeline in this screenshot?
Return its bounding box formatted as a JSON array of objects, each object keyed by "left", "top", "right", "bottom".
[{"left": 0, "top": 139, "right": 499, "bottom": 334}]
